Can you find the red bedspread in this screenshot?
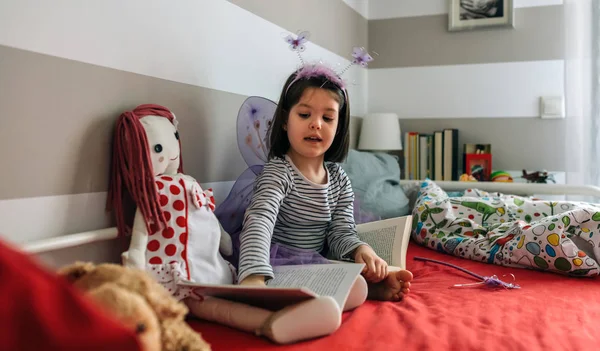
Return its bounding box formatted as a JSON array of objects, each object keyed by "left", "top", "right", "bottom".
[{"left": 190, "top": 241, "right": 600, "bottom": 351}]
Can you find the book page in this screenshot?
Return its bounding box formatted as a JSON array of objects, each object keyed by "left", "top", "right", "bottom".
[
  {"left": 357, "top": 226, "right": 396, "bottom": 266},
  {"left": 356, "top": 216, "right": 413, "bottom": 269},
  {"left": 267, "top": 263, "right": 364, "bottom": 309}
]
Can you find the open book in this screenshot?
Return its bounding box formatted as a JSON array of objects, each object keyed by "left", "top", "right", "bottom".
[
  {"left": 180, "top": 262, "right": 364, "bottom": 311},
  {"left": 355, "top": 215, "right": 412, "bottom": 270},
  {"left": 179, "top": 215, "right": 413, "bottom": 311}
]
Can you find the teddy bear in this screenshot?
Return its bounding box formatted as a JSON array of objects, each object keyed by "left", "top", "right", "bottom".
[
  {"left": 86, "top": 283, "right": 161, "bottom": 351},
  {"left": 58, "top": 261, "right": 211, "bottom": 351}
]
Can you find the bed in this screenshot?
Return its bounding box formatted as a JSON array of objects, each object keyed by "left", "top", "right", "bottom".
[
  {"left": 19, "top": 181, "right": 600, "bottom": 351},
  {"left": 191, "top": 240, "right": 600, "bottom": 350}
]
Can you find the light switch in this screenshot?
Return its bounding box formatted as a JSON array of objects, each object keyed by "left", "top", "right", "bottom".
[{"left": 540, "top": 96, "right": 565, "bottom": 119}]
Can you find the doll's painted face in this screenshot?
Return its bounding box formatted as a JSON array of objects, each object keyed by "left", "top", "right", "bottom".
[{"left": 140, "top": 115, "right": 180, "bottom": 176}]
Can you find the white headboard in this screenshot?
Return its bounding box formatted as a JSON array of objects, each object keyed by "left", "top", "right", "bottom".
[{"left": 19, "top": 181, "right": 600, "bottom": 268}]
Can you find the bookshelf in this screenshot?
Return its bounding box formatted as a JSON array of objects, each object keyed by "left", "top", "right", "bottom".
[
  {"left": 473, "top": 170, "right": 566, "bottom": 201},
  {"left": 401, "top": 128, "right": 566, "bottom": 195}
]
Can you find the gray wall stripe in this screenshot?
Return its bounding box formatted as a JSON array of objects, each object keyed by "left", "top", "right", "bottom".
[
  {"left": 394, "top": 118, "right": 566, "bottom": 172},
  {"left": 368, "top": 5, "right": 565, "bottom": 69},
  {"left": 230, "top": 0, "right": 368, "bottom": 59},
  {"left": 0, "top": 45, "right": 248, "bottom": 200}
]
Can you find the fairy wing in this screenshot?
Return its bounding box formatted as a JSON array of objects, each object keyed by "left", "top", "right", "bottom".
[
  {"left": 214, "top": 165, "right": 265, "bottom": 267},
  {"left": 216, "top": 96, "right": 277, "bottom": 267},
  {"left": 236, "top": 96, "right": 277, "bottom": 167}
]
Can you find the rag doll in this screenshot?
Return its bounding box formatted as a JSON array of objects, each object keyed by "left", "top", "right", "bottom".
[{"left": 105, "top": 104, "right": 345, "bottom": 344}]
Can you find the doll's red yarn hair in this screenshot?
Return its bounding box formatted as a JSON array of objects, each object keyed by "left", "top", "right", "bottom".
[{"left": 106, "top": 104, "right": 184, "bottom": 236}]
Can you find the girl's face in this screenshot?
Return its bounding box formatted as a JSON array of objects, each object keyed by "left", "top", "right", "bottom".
[
  {"left": 284, "top": 87, "right": 340, "bottom": 164},
  {"left": 140, "top": 115, "right": 181, "bottom": 176}
]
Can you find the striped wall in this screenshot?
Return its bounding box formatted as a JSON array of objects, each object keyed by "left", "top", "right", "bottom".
[
  {"left": 366, "top": 1, "right": 568, "bottom": 172},
  {"left": 0, "top": 0, "right": 366, "bottom": 263},
  {"left": 0, "top": 0, "right": 570, "bottom": 265}
]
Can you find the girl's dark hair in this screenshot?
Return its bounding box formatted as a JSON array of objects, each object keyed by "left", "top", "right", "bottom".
[{"left": 267, "top": 72, "right": 350, "bottom": 163}]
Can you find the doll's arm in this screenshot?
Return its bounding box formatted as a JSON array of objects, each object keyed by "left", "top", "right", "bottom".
[
  {"left": 185, "top": 177, "right": 233, "bottom": 256},
  {"left": 121, "top": 209, "right": 148, "bottom": 270},
  {"left": 217, "top": 221, "right": 233, "bottom": 257}
]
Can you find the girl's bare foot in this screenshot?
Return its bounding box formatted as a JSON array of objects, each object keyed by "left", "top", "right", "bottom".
[{"left": 367, "top": 270, "right": 413, "bottom": 301}]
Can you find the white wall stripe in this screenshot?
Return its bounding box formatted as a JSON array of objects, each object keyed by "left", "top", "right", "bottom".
[
  {"left": 368, "top": 60, "right": 565, "bottom": 119},
  {"left": 368, "top": 0, "right": 564, "bottom": 20},
  {"left": 0, "top": 181, "right": 235, "bottom": 246},
  {"left": 0, "top": 0, "right": 367, "bottom": 116}
]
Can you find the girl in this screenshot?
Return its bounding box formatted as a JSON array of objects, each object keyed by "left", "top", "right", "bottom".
[{"left": 237, "top": 68, "right": 413, "bottom": 302}]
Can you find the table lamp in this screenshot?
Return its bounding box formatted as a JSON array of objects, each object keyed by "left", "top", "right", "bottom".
[{"left": 357, "top": 113, "right": 402, "bottom": 151}]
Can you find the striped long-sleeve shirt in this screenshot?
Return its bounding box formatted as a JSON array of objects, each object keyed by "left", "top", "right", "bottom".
[{"left": 237, "top": 155, "right": 365, "bottom": 283}]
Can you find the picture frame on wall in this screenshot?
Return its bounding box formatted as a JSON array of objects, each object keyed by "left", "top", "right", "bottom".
[{"left": 448, "top": 0, "right": 514, "bottom": 31}]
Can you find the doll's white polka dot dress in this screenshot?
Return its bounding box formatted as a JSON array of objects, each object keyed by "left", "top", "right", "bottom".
[{"left": 145, "top": 174, "right": 235, "bottom": 300}]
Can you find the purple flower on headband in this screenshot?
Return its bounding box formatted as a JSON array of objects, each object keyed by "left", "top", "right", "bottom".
[
  {"left": 351, "top": 47, "right": 373, "bottom": 67},
  {"left": 285, "top": 31, "right": 310, "bottom": 52}
]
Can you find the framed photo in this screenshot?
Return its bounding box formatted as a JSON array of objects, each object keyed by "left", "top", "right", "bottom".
[{"left": 449, "top": 0, "right": 514, "bottom": 31}]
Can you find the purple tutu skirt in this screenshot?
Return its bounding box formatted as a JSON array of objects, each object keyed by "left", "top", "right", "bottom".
[{"left": 269, "top": 242, "right": 330, "bottom": 266}]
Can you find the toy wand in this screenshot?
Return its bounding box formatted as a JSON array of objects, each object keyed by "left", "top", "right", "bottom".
[{"left": 413, "top": 256, "right": 520, "bottom": 289}]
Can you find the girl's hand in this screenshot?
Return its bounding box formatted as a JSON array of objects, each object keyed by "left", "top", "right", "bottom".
[
  {"left": 239, "top": 274, "right": 266, "bottom": 286},
  {"left": 354, "top": 245, "right": 388, "bottom": 283}
]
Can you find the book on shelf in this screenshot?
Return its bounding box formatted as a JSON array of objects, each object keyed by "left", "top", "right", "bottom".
[
  {"left": 419, "top": 134, "right": 434, "bottom": 180},
  {"left": 443, "top": 129, "right": 459, "bottom": 181},
  {"left": 433, "top": 131, "right": 444, "bottom": 181},
  {"left": 403, "top": 132, "right": 419, "bottom": 180},
  {"left": 178, "top": 215, "right": 413, "bottom": 312},
  {"left": 403, "top": 129, "right": 459, "bottom": 181}
]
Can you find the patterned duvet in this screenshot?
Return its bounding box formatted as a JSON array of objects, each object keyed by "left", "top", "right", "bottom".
[{"left": 412, "top": 179, "right": 600, "bottom": 277}]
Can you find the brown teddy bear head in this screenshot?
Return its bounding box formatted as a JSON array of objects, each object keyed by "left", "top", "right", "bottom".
[
  {"left": 58, "top": 261, "right": 188, "bottom": 322},
  {"left": 58, "top": 262, "right": 211, "bottom": 351},
  {"left": 87, "top": 283, "right": 161, "bottom": 351}
]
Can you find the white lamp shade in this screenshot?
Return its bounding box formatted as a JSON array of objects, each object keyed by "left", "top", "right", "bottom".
[{"left": 358, "top": 113, "right": 403, "bottom": 150}]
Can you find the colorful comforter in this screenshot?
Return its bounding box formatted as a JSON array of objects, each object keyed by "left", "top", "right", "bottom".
[{"left": 411, "top": 179, "right": 600, "bottom": 277}]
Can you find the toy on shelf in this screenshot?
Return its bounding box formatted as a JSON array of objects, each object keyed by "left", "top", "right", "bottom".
[
  {"left": 522, "top": 169, "right": 555, "bottom": 184},
  {"left": 490, "top": 170, "right": 513, "bottom": 182},
  {"left": 459, "top": 173, "right": 477, "bottom": 182},
  {"left": 463, "top": 144, "right": 492, "bottom": 181}
]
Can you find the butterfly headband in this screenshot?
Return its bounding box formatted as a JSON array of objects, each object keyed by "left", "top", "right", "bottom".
[{"left": 283, "top": 31, "right": 374, "bottom": 101}]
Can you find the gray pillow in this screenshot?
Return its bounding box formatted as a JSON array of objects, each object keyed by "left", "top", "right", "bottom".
[{"left": 341, "top": 149, "right": 410, "bottom": 219}]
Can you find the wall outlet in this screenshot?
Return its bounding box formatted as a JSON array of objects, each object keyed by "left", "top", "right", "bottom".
[{"left": 540, "top": 96, "right": 565, "bottom": 119}]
